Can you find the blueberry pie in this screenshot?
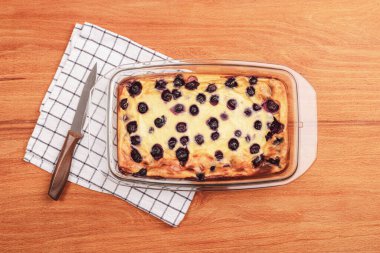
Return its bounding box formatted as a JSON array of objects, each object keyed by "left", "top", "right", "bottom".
[{"left": 117, "top": 74, "right": 288, "bottom": 180}]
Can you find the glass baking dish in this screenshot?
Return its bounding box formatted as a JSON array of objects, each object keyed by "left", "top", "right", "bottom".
[{"left": 87, "top": 59, "right": 317, "bottom": 191}]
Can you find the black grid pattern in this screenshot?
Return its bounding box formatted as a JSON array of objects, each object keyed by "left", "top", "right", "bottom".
[{"left": 24, "top": 23, "right": 195, "bottom": 227}]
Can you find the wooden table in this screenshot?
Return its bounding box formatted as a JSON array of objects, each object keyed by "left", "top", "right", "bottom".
[{"left": 1, "top": 0, "right": 380, "bottom": 252}]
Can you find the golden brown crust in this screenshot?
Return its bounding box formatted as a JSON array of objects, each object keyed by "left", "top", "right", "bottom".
[{"left": 117, "top": 74, "right": 288, "bottom": 180}]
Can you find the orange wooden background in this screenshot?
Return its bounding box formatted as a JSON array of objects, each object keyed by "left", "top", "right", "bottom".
[{"left": 1, "top": 0, "right": 380, "bottom": 252}]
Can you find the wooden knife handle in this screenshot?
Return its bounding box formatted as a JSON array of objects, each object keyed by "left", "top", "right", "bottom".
[{"left": 48, "top": 130, "right": 82, "bottom": 200}]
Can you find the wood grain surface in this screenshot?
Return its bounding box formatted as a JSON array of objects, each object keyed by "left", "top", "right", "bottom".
[{"left": 1, "top": 0, "right": 380, "bottom": 252}]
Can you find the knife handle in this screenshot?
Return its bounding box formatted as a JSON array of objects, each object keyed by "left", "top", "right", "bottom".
[{"left": 48, "top": 130, "right": 82, "bottom": 200}]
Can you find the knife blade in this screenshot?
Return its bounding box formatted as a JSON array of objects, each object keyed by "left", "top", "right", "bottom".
[{"left": 48, "top": 64, "right": 97, "bottom": 200}]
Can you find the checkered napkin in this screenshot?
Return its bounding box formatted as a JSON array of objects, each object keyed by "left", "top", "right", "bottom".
[{"left": 24, "top": 22, "right": 195, "bottom": 227}]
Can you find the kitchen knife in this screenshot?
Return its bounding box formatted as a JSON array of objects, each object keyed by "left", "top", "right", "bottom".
[{"left": 48, "top": 64, "right": 97, "bottom": 200}]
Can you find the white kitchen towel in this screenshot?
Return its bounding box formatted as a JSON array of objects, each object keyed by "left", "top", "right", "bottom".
[{"left": 24, "top": 22, "right": 195, "bottom": 227}]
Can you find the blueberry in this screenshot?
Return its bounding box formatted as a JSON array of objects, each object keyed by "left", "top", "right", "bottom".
[
  {"left": 180, "top": 136, "right": 189, "bottom": 146},
  {"left": 214, "top": 150, "right": 223, "bottom": 161},
  {"left": 265, "top": 132, "right": 273, "bottom": 141},
  {"left": 185, "top": 76, "right": 199, "bottom": 90},
  {"left": 210, "top": 95, "right": 219, "bottom": 106},
  {"left": 150, "top": 144, "right": 164, "bottom": 160},
  {"left": 194, "top": 134, "right": 204, "bottom": 145},
  {"left": 185, "top": 81, "right": 200, "bottom": 90},
  {"left": 210, "top": 166, "right": 216, "bottom": 172},
  {"left": 234, "top": 130, "right": 242, "bottom": 137},
  {"left": 206, "top": 117, "right": 219, "bottom": 130},
  {"left": 273, "top": 137, "right": 284, "bottom": 145},
  {"left": 249, "top": 76, "right": 258, "bottom": 85},
  {"left": 130, "top": 148, "right": 142, "bottom": 163},
  {"left": 252, "top": 103, "right": 262, "bottom": 111},
  {"left": 126, "top": 121, "right": 138, "bottom": 134},
  {"left": 250, "top": 143, "right": 260, "bottom": 154},
  {"left": 205, "top": 83, "right": 217, "bottom": 93},
  {"left": 137, "top": 102, "right": 148, "bottom": 114},
  {"left": 168, "top": 137, "right": 177, "bottom": 150},
  {"left": 176, "top": 147, "right": 189, "bottom": 166},
  {"left": 173, "top": 74, "right": 185, "bottom": 87},
  {"left": 161, "top": 89, "right": 172, "bottom": 102},
  {"left": 149, "top": 127, "right": 154, "bottom": 134},
  {"left": 172, "top": 89, "right": 182, "bottom": 100},
  {"left": 246, "top": 86, "right": 255, "bottom": 97},
  {"left": 196, "top": 93, "right": 206, "bottom": 104},
  {"left": 130, "top": 135, "right": 141, "bottom": 145},
  {"left": 189, "top": 104, "right": 199, "bottom": 116},
  {"left": 176, "top": 122, "right": 187, "bottom": 133},
  {"left": 252, "top": 154, "right": 264, "bottom": 168},
  {"left": 120, "top": 98, "right": 128, "bottom": 110},
  {"left": 171, "top": 103, "right": 185, "bottom": 114},
  {"left": 254, "top": 120, "right": 262, "bottom": 130},
  {"left": 128, "top": 81, "right": 142, "bottom": 97},
  {"left": 269, "top": 117, "right": 284, "bottom": 134},
  {"left": 196, "top": 173, "right": 205, "bottom": 181},
  {"left": 220, "top": 113, "right": 228, "bottom": 120},
  {"left": 227, "top": 99, "right": 237, "bottom": 110},
  {"left": 155, "top": 79, "right": 167, "bottom": 90},
  {"left": 225, "top": 77, "right": 238, "bottom": 88},
  {"left": 245, "top": 135, "right": 251, "bottom": 142},
  {"left": 263, "top": 99, "right": 280, "bottom": 113},
  {"left": 132, "top": 168, "right": 147, "bottom": 176},
  {"left": 228, "top": 138, "right": 239, "bottom": 151},
  {"left": 211, "top": 131, "right": 220, "bottom": 140},
  {"left": 244, "top": 108, "right": 252, "bottom": 116},
  {"left": 267, "top": 157, "right": 280, "bottom": 166},
  {"left": 154, "top": 115, "right": 166, "bottom": 128}
]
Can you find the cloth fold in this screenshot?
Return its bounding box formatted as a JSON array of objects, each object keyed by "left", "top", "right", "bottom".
[{"left": 24, "top": 22, "right": 195, "bottom": 227}]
